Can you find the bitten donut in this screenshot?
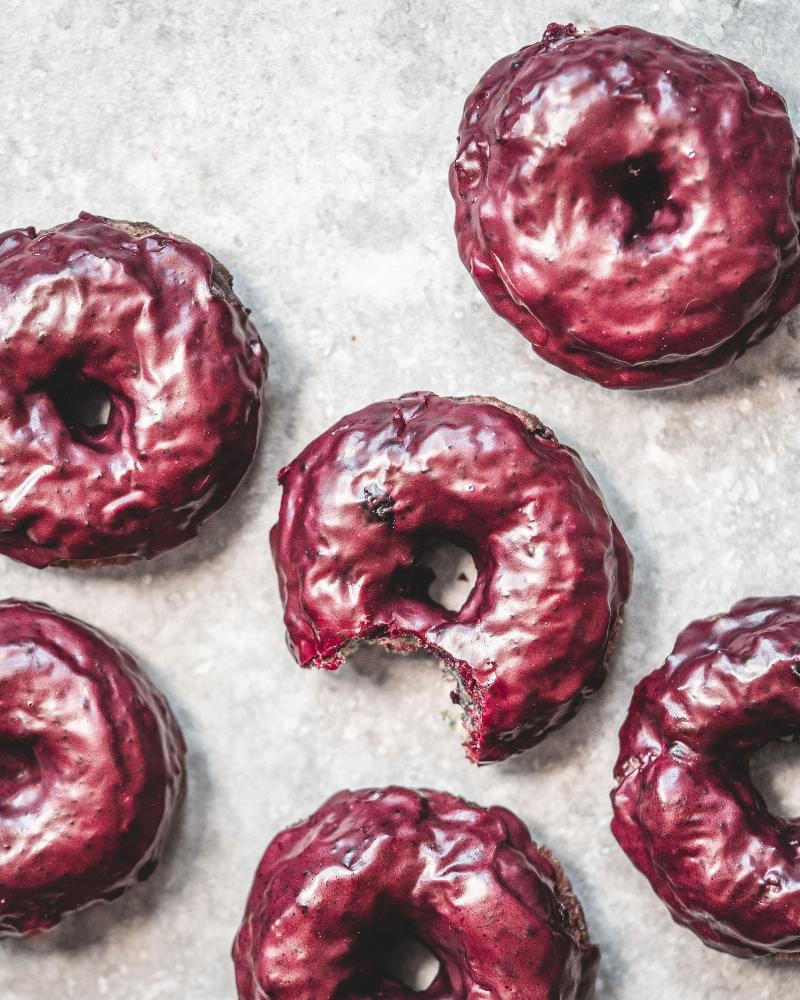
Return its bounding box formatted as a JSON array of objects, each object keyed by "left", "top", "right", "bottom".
[
  {"left": 233, "top": 786, "right": 599, "bottom": 999},
  {"left": 451, "top": 24, "right": 800, "bottom": 389},
  {"left": 271, "top": 392, "right": 631, "bottom": 762},
  {"left": 0, "top": 212, "right": 267, "bottom": 566},
  {"left": 612, "top": 597, "right": 800, "bottom": 958},
  {"left": 0, "top": 599, "right": 185, "bottom": 936}
]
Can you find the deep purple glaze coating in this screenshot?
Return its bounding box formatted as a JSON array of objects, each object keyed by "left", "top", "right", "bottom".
[
  {"left": 0, "top": 212, "right": 267, "bottom": 566},
  {"left": 0, "top": 600, "right": 185, "bottom": 936},
  {"left": 233, "top": 786, "right": 599, "bottom": 1000},
  {"left": 271, "top": 392, "right": 632, "bottom": 763},
  {"left": 451, "top": 24, "right": 800, "bottom": 389},
  {"left": 612, "top": 597, "right": 800, "bottom": 957}
]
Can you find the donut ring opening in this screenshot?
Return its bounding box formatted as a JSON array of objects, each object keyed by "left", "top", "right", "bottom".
[
  {"left": 0, "top": 739, "right": 40, "bottom": 805},
  {"left": 381, "top": 938, "right": 441, "bottom": 993},
  {"left": 410, "top": 539, "right": 478, "bottom": 613},
  {"left": 39, "top": 362, "right": 113, "bottom": 441},
  {"left": 600, "top": 155, "right": 681, "bottom": 245},
  {"left": 750, "top": 738, "right": 800, "bottom": 820},
  {"left": 333, "top": 909, "right": 447, "bottom": 997}
]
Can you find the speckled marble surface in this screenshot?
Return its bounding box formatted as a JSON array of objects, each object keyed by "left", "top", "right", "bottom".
[{"left": 2, "top": 0, "right": 800, "bottom": 997}]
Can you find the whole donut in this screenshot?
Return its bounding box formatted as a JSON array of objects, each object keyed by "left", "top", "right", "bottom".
[
  {"left": 0, "top": 212, "right": 267, "bottom": 566},
  {"left": 450, "top": 23, "right": 800, "bottom": 389},
  {"left": 233, "top": 786, "right": 599, "bottom": 1000},
  {"left": 0, "top": 599, "right": 185, "bottom": 936},
  {"left": 271, "top": 392, "right": 631, "bottom": 763},
  {"left": 612, "top": 597, "right": 800, "bottom": 957}
]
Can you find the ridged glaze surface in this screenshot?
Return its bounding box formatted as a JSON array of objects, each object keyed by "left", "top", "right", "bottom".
[
  {"left": 233, "top": 786, "right": 598, "bottom": 1000},
  {"left": 0, "top": 213, "right": 267, "bottom": 566},
  {"left": 612, "top": 597, "right": 800, "bottom": 957},
  {"left": 271, "top": 392, "right": 631, "bottom": 762},
  {"left": 0, "top": 600, "right": 186, "bottom": 936},
  {"left": 451, "top": 23, "right": 800, "bottom": 388}
]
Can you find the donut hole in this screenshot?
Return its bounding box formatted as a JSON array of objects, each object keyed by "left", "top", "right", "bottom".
[
  {"left": 340, "top": 910, "right": 445, "bottom": 997},
  {"left": 381, "top": 938, "right": 441, "bottom": 993},
  {"left": 422, "top": 539, "right": 478, "bottom": 612},
  {"left": 602, "top": 154, "right": 678, "bottom": 243},
  {"left": 0, "top": 739, "right": 40, "bottom": 801},
  {"left": 394, "top": 538, "right": 478, "bottom": 614},
  {"left": 43, "top": 361, "right": 113, "bottom": 439},
  {"left": 750, "top": 738, "right": 800, "bottom": 820}
]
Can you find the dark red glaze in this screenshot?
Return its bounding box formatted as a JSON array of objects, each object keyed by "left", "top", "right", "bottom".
[
  {"left": 612, "top": 597, "right": 800, "bottom": 957},
  {"left": 451, "top": 23, "right": 800, "bottom": 389},
  {"left": 0, "top": 212, "right": 267, "bottom": 566},
  {"left": 233, "top": 786, "right": 598, "bottom": 1000},
  {"left": 271, "top": 392, "right": 632, "bottom": 763},
  {"left": 0, "top": 600, "right": 185, "bottom": 936}
]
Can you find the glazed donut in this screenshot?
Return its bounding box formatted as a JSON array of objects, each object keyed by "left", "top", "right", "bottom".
[
  {"left": 0, "top": 599, "right": 185, "bottom": 936},
  {"left": 0, "top": 212, "right": 267, "bottom": 566},
  {"left": 271, "top": 392, "right": 631, "bottom": 762},
  {"left": 233, "top": 786, "right": 598, "bottom": 1000},
  {"left": 612, "top": 597, "right": 800, "bottom": 957},
  {"left": 450, "top": 23, "right": 800, "bottom": 389}
]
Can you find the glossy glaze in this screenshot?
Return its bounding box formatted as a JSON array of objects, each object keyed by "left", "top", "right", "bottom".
[
  {"left": 0, "top": 213, "right": 267, "bottom": 566},
  {"left": 271, "top": 392, "right": 632, "bottom": 763},
  {"left": 0, "top": 600, "right": 185, "bottom": 936},
  {"left": 451, "top": 24, "right": 800, "bottom": 389},
  {"left": 612, "top": 597, "right": 800, "bottom": 957},
  {"left": 233, "top": 786, "right": 598, "bottom": 1000}
]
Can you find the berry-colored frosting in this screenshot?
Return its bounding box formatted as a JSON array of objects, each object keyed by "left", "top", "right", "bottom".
[
  {"left": 271, "top": 392, "right": 632, "bottom": 763},
  {"left": 612, "top": 597, "right": 800, "bottom": 957},
  {"left": 0, "top": 600, "right": 185, "bottom": 936},
  {"left": 233, "top": 786, "right": 599, "bottom": 1000},
  {"left": 0, "top": 212, "right": 267, "bottom": 566},
  {"left": 450, "top": 23, "right": 800, "bottom": 389}
]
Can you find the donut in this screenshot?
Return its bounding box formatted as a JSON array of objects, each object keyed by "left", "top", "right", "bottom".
[
  {"left": 0, "top": 212, "right": 267, "bottom": 566},
  {"left": 611, "top": 597, "right": 800, "bottom": 957},
  {"left": 0, "top": 599, "right": 185, "bottom": 936},
  {"left": 271, "top": 392, "right": 631, "bottom": 763},
  {"left": 450, "top": 23, "right": 800, "bottom": 389},
  {"left": 233, "top": 786, "right": 599, "bottom": 999}
]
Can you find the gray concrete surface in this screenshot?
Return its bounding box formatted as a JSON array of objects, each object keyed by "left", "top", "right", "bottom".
[{"left": 2, "top": 0, "right": 800, "bottom": 996}]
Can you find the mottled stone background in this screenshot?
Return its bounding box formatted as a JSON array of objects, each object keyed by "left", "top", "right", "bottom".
[{"left": 2, "top": 1, "right": 799, "bottom": 997}]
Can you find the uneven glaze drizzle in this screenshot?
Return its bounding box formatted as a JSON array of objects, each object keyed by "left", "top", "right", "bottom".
[
  {"left": 0, "top": 212, "right": 267, "bottom": 566},
  {"left": 451, "top": 24, "right": 800, "bottom": 388},
  {"left": 233, "top": 786, "right": 599, "bottom": 1000},
  {"left": 271, "top": 392, "right": 632, "bottom": 763}
]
